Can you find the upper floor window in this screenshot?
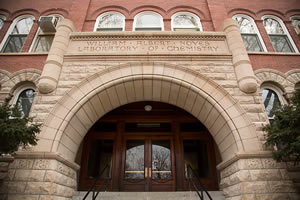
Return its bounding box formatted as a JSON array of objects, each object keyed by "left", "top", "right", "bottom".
[
  {"left": 233, "top": 14, "right": 266, "bottom": 52},
  {"left": 30, "top": 15, "right": 62, "bottom": 52},
  {"left": 94, "top": 12, "right": 125, "bottom": 31},
  {"left": 133, "top": 11, "right": 163, "bottom": 31},
  {"left": 0, "top": 15, "right": 6, "bottom": 30},
  {"left": 171, "top": 12, "right": 202, "bottom": 31},
  {"left": 262, "top": 15, "right": 298, "bottom": 53},
  {"left": 261, "top": 84, "right": 286, "bottom": 125},
  {"left": 291, "top": 15, "right": 300, "bottom": 34},
  {"left": 0, "top": 15, "right": 34, "bottom": 53}
]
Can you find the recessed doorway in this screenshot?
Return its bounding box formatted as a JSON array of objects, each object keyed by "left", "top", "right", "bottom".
[{"left": 78, "top": 102, "right": 219, "bottom": 191}]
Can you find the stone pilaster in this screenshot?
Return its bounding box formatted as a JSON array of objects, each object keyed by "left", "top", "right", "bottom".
[
  {"left": 222, "top": 18, "right": 258, "bottom": 94},
  {"left": 218, "top": 152, "right": 300, "bottom": 200},
  {"left": 0, "top": 153, "right": 79, "bottom": 200},
  {"left": 38, "top": 19, "right": 76, "bottom": 94}
]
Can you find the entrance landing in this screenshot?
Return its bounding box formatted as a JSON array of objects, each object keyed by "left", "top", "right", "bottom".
[{"left": 72, "top": 191, "right": 225, "bottom": 200}]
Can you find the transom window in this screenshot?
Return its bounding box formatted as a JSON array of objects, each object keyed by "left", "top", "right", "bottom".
[
  {"left": 233, "top": 15, "right": 266, "bottom": 52},
  {"left": 172, "top": 12, "right": 202, "bottom": 31},
  {"left": 94, "top": 12, "right": 125, "bottom": 31},
  {"left": 291, "top": 15, "right": 300, "bottom": 34},
  {"left": 262, "top": 15, "right": 298, "bottom": 53},
  {"left": 133, "top": 11, "right": 163, "bottom": 31},
  {"left": 31, "top": 15, "right": 62, "bottom": 52},
  {"left": 1, "top": 15, "right": 34, "bottom": 52}
]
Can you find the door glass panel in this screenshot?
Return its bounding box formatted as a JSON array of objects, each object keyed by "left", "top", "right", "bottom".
[
  {"left": 183, "top": 140, "right": 209, "bottom": 178},
  {"left": 87, "top": 140, "right": 113, "bottom": 179},
  {"left": 125, "top": 140, "right": 144, "bottom": 179},
  {"left": 152, "top": 140, "right": 172, "bottom": 180}
]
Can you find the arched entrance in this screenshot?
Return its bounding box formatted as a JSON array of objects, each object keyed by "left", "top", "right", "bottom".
[{"left": 78, "top": 101, "right": 219, "bottom": 192}]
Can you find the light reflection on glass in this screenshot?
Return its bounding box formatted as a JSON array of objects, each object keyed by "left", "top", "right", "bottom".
[
  {"left": 125, "top": 140, "right": 144, "bottom": 179},
  {"left": 152, "top": 140, "right": 172, "bottom": 180}
]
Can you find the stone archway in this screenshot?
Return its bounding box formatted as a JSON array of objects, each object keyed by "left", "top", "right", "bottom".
[{"left": 37, "top": 62, "right": 261, "bottom": 163}]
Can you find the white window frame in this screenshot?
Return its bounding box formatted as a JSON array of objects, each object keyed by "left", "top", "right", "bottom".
[
  {"left": 0, "top": 15, "right": 6, "bottom": 31},
  {"left": 0, "top": 15, "right": 35, "bottom": 52},
  {"left": 233, "top": 14, "right": 267, "bottom": 52},
  {"left": 262, "top": 15, "right": 299, "bottom": 53},
  {"left": 171, "top": 12, "right": 202, "bottom": 31},
  {"left": 133, "top": 11, "right": 164, "bottom": 31},
  {"left": 29, "top": 14, "right": 63, "bottom": 52},
  {"left": 94, "top": 12, "right": 125, "bottom": 32},
  {"left": 10, "top": 83, "right": 36, "bottom": 116}
]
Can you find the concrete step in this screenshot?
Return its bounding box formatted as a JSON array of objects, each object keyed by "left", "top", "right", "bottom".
[{"left": 72, "top": 191, "right": 225, "bottom": 200}]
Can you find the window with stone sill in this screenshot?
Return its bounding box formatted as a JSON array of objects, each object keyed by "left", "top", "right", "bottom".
[
  {"left": 94, "top": 12, "right": 125, "bottom": 32},
  {"left": 171, "top": 12, "right": 202, "bottom": 31},
  {"left": 262, "top": 15, "right": 298, "bottom": 53},
  {"left": 233, "top": 15, "right": 266, "bottom": 52},
  {"left": 31, "top": 15, "right": 62, "bottom": 52},
  {"left": 133, "top": 11, "right": 164, "bottom": 31},
  {"left": 261, "top": 85, "right": 286, "bottom": 125},
  {"left": 0, "top": 15, "right": 34, "bottom": 53}
]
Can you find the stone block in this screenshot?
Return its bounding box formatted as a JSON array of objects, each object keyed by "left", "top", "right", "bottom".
[
  {"left": 7, "top": 194, "right": 39, "bottom": 200},
  {"left": 13, "top": 170, "right": 31, "bottom": 181},
  {"left": 268, "top": 180, "right": 296, "bottom": 193},
  {"left": 9, "top": 160, "right": 34, "bottom": 169},
  {"left": 241, "top": 181, "right": 269, "bottom": 194},
  {"left": 255, "top": 193, "right": 290, "bottom": 200},
  {"left": 29, "top": 170, "right": 46, "bottom": 182},
  {"left": 250, "top": 169, "right": 281, "bottom": 181},
  {"left": 261, "top": 159, "right": 286, "bottom": 169},
  {"left": 222, "top": 183, "right": 241, "bottom": 197},
  {"left": 25, "top": 182, "right": 56, "bottom": 195},
  {"left": 7, "top": 182, "right": 26, "bottom": 193}
]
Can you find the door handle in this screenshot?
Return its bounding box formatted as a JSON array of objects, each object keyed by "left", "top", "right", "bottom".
[
  {"left": 149, "top": 168, "right": 152, "bottom": 178},
  {"left": 145, "top": 167, "right": 148, "bottom": 178}
]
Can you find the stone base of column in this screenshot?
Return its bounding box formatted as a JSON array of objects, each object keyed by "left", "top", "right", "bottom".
[
  {"left": 218, "top": 152, "right": 300, "bottom": 200},
  {"left": 0, "top": 153, "right": 79, "bottom": 200}
]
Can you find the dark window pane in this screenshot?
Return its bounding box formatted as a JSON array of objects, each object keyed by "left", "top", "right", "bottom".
[
  {"left": 180, "top": 123, "right": 206, "bottom": 132},
  {"left": 125, "top": 123, "right": 171, "bottom": 132},
  {"left": 184, "top": 140, "right": 210, "bottom": 178},
  {"left": 242, "top": 34, "right": 263, "bottom": 52},
  {"left": 0, "top": 18, "right": 4, "bottom": 30},
  {"left": 2, "top": 35, "right": 26, "bottom": 52},
  {"left": 269, "top": 35, "right": 294, "bottom": 52},
  {"left": 87, "top": 140, "right": 113, "bottom": 179},
  {"left": 125, "top": 140, "right": 144, "bottom": 179},
  {"left": 94, "top": 123, "right": 117, "bottom": 132},
  {"left": 34, "top": 35, "right": 54, "bottom": 52},
  {"left": 16, "top": 89, "right": 35, "bottom": 116},
  {"left": 152, "top": 140, "right": 172, "bottom": 180}
]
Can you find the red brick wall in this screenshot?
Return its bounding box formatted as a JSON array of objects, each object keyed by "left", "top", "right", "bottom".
[{"left": 0, "top": 0, "right": 299, "bottom": 74}]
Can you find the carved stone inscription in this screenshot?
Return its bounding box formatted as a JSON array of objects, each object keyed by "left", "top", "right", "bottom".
[{"left": 67, "top": 37, "right": 229, "bottom": 55}]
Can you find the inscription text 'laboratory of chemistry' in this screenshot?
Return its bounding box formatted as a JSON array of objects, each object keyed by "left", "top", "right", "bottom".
[{"left": 66, "top": 33, "right": 230, "bottom": 56}]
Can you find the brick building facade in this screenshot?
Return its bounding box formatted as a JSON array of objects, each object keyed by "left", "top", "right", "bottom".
[{"left": 0, "top": 0, "right": 300, "bottom": 199}]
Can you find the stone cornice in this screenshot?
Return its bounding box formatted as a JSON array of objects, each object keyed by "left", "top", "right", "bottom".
[
  {"left": 13, "top": 152, "right": 80, "bottom": 171},
  {"left": 217, "top": 151, "right": 274, "bottom": 170}
]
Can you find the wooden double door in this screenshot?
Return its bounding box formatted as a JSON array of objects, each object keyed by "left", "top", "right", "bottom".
[
  {"left": 121, "top": 135, "right": 175, "bottom": 191},
  {"left": 79, "top": 102, "right": 218, "bottom": 192}
]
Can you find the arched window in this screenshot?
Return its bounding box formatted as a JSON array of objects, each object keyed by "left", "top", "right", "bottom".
[
  {"left": 171, "top": 12, "right": 202, "bottom": 31},
  {"left": 0, "top": 15, "right": 6, "bottom": 30},
  {"left": 291, "top": 15, "right": 300, "bottom": 34},
  {"left": 15, "top": 88, "right": 35, "bottom": 116},
  {"left": 233, "top": 14, "right": 266, "bottom": 52},
  {"left": 133, "top": 11, "right": 163, "bottom": 31},
  {"left": 0, "top": 15, "right": 34, "bottom": 52},
  {"left": 31, "top": 15, "right": 62, "bottom": 52},
  {"left": 94, "top": 12, "right": 125, "bottom": 31},
  {"left": 295, "top": 82, "right": 300, "bottom": 90},
  {"left": 262, "top": 15, "right": 298, "bottom": 53},
  {"left": 261, "top": 84, "right": 286, "bottom": 124}
]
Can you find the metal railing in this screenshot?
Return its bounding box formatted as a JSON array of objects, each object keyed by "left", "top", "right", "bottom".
[
  {"left": 186, "top": 164, "right": 213, "bottom": 200},
  {"left": 83, "top": 164, "right": 110, "bottom": 200}
]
